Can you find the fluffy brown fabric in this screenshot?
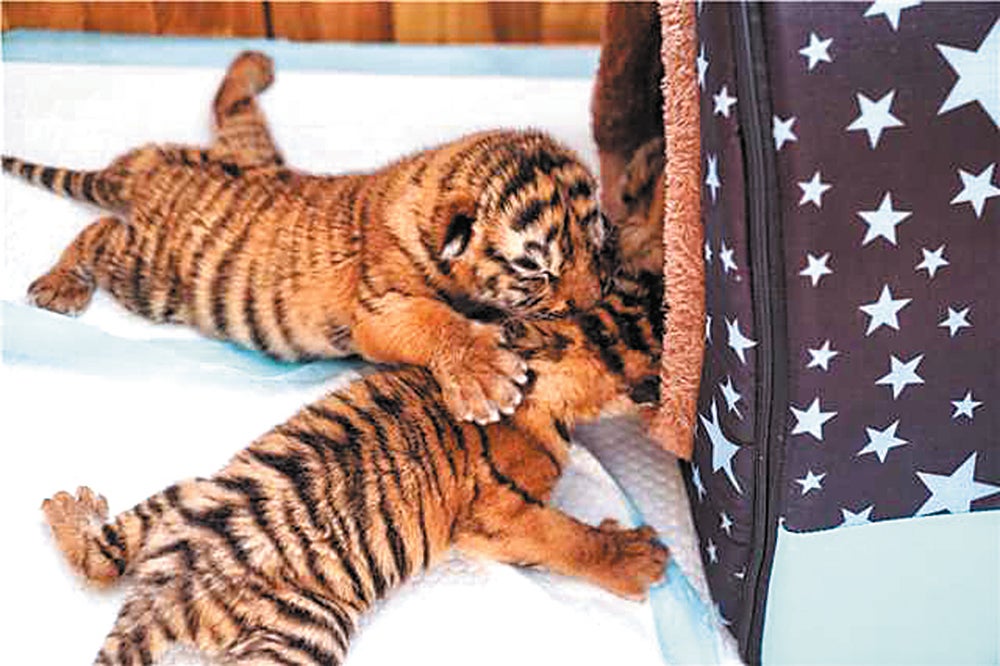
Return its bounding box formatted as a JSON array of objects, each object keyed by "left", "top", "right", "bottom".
[{"left": 647, "top": 1, "right": 703, "bottom": 460}]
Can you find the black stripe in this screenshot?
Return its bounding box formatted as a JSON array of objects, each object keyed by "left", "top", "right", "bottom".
[
  {"left": 554, "top": 419, "right": 571, "bottom": 443},
  {"left": 213, "top": 475, "right": 299, "bottom": 576},
  {"left": 514, "top": 199, "right": 546, "bottom": 231},
  {"left": 599, "top": 302, "right": 650, "bottom": 353},
  {"left": 81, "top": 172, "right": 98, "bottom": 203},
  {"left": 19, "top": 161, "right": 36, "bottom": 180},
  {"left": 577, "top": 312, "right": 625, "bottom": 374},
  {"left": 277, "top": 424, "right": 370, "bottom": 602},
  {"left": 344, "top": 395, "right": 410, "bottom": 587},
  {"left": 499, "top": 150, "right": 571, "bottom": 204},
  {"left": 567, "top": 178, "right": 593, "bottom": 199},
  {"left": 39, "top": 166, "right": 58, "bottom": 190},
  {"left": 243, "top": 257, "right": 270, "bottom": 352},
  {"left": 60, "top": 170, "right": 75, "bottom": 197},
  {"left": 210, "top": 205, "right": 259, "bottom": 337},
  {"left": 297, "top": 407, "right": 382, "bottom": 602},
  {"left": 476, "top": 425, "right": 544, "bottom": 507}
]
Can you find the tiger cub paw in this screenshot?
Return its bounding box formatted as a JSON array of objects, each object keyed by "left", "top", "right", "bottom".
[
  {"left": 41, "top": 486, "right": 119, "bottom": 583},
  {"left": 227, "top": 51, "right": 275, "bottom": 94},
  {"left": 433, "top": 323, "right": 530, "bottom": 425},
  {"left": 27, "top": 270, "right": 94, "bottom": 315},
  {"left": 594, "top": 519, "right": 669, "bottom": 601}
]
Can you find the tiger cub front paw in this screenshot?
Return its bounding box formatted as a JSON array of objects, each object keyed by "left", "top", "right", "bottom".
[
  {"left": 594, "top": 519, "right": 669, "bottom": 601},
  {"left": 28, "top": 270, "right": 95, "bottom": 315},
  {"left": 433, "top": 322, "right": 530, "bottom": 425}
]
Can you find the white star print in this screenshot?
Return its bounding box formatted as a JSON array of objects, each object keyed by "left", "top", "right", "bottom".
[
  {"left": 806, "top": 340, "right": 840, "bottom": 371},
  {"left": 864, "top": 0, "right": 922, "bottom": 31},
  {"left": 916, "top": 244, "right": 949, "bottom": 279},
  {"left": 859, "top": 284, "right": 911, "bottom": 335},
  {"left": 876, "top": 354, "right": 925, "bottom": 399},
  {"left": 705, "top": 313, "right": 713, "bottom": 343},
  {"left": 706, "top": 539, "right": 719, "bottom": 564},
  {"left": 704, "top": 240, "right": 713, "bottom": 264},
  {"left": 799, "top": 32, "right": 833, "bottom": 71},
  {"left": 916, "top": 453, "right": 1000, "bottom": 516},
  {"left": 858, "top": 191, "right": 912, "bottom": 246},
  {"left": 840, "top": 505, "right": 874, "bottom": 527},
  {"left": 718, "top": 241, "right": 738, "bottom": 274},
  {"left": 726, "top": 317, "right": 758, "bottom": 365},
  {"left": 800, "top": 252, "right": 833, "bottom": 287},
  {"left": 950, "top": 163, "right": 1000, "bottom": 218},
  {"left": 720, "top": 376, "right": 743, "bottom": 419},
  {"left": 790, "top": 397, "right": 837, "bottom": 442},
  {"left": 858, "top": 419, "right": 909, "bottom": 463},
  {"left": 713, "top": 85, "right": 738, "bottom": 118},
  {"left": 939, "top": 306, "right": 972, "bottom": 337},
  {"left": 773, "top": 115, "right": 798, "bottom": 151},
  {"left": 951, "top": 391, "right": 983, "bottom": 420},
  {"left": 937, "top": 19, "right": 1000, "bottom": 128},
  {"left": 720, "top": 512, "right": 734, "bottom": 536},
  {"left": 798, "top": 171, "right": 832, "bottom": 208},
  {"left": 846, "top": 90, "right": 905, "bottom": 149},
  {"left": 691, "top": 464, "right": 707, "bottom": 501},
  {"left": 795, "top": 469, "right": 827, "bottom": 495},
  {"left": 697, "top": 43, "right": 709, "bottom": 90},
  {"left": 699, "top": 400, "right": 743, "bottom": 494},
  {"left": 733, "top": 568, "right": 746, "bottom": 581},
  {"left": 706, "top": 154, "right": 721, "bottom": 203}
]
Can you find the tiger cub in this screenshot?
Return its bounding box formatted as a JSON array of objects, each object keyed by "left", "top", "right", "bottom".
[
  {"left": 2, "top": 51, "right": 610, "bottom": 425},
  {"left": 42, "top": 275, "right": 666, "bottom": 666}
]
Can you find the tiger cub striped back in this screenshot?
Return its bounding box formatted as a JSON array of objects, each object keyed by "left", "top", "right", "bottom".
[
  {"left": 42, "top": 277, "right": 665, "bottom": 665},
  {"left": 3, "top": 51, "right": 610, "bottom": 425}
]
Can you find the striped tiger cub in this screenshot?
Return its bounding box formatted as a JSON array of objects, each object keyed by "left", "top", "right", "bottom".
[
  {"left": 42, "top": 277, "right": 666, "bottom": 666},
  {"left": 2, "top": 51, "right": 611, "bottom": 425}
]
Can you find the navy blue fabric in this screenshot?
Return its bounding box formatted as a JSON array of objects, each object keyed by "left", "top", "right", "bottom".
[{"left": 686, "top": 1, "right": 1000, "bottom": 649}]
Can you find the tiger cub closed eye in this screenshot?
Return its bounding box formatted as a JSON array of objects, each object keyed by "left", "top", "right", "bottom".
[
  {"left": 2, "top": 51, "right": 611, "bottom": 425},
  {"left": 42, "top": 277, "right": 667, "bottom": 666}
]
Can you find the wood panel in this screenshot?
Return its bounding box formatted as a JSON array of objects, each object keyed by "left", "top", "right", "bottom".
[
  {"left": 2, "top": 2, "right": 267, "bottom": 36},
  {"left": 2, "top": 1, "right": 604, "bottom": 44},
  {"left": 269, "top": 2, "right": 394, "bottom": 42}
]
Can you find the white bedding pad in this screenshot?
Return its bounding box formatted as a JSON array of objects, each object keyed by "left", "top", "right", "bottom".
[{"left": 1, "top": 59, "right": 732, "bottom": 665}]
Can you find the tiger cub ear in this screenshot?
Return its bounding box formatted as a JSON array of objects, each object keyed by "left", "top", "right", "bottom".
[{"left": 435, "top": 191, "right": 479, "bottom": 260}]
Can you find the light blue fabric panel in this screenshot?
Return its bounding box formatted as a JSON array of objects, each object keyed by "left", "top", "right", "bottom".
[
  {"left": 1, "top": 302, "right": 360, "bottom": 386},
  {"left": 763, "top": 511, "right": 1000, "bottom": 665},
  {"left": 1, "top": 29, "right": 599, "bottom": 79}
]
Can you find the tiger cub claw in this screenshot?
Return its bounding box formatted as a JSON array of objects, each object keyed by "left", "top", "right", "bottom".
[
  {"left": 434, "top": 324, "right": 529, "bottom": 424},
  {"left": 595, "top": 519, "right": 670, "bottom": 601}
]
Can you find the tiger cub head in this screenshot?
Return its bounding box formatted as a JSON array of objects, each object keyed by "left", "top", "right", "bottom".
[{"left": 435, "top": 143, "right": 613, "bottom": 318}]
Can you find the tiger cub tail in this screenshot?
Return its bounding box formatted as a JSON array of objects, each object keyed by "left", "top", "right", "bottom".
[
  {"left": 41, "top": 485, "right": 167, "bottom": 586},
  {"left": 2, "top": 154, "right": 128, "bottom": 210}
]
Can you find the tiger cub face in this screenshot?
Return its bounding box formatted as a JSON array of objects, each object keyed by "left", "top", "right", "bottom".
[{"left": 442, "top": 169, "right": 609, "bottom": 317}]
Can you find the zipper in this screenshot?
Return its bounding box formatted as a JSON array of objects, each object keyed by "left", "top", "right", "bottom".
[{"left": 729, "top": 3, "right": 789, "bottom": 663}]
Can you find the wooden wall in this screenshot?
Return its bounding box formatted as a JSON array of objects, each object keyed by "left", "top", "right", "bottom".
[{"left": 1, "top": 2, "right": 606, "bottom": 43}]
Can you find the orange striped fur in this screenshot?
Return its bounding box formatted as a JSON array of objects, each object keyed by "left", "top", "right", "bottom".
[
  {"left": 43, "top": 275, "right": 666, "bottom": 666},
  {"left": 3, "top": 51, "right": 611, "bottom": 425}
]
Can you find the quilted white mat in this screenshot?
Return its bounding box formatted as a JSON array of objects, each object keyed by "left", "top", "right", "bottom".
[{"left": 1, "top": 59, "right": 734, "bottom": 664}]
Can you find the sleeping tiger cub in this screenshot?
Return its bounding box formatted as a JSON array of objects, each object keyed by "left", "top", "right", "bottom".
[
  {"left": 42, "top": 273, "right": 666, "bottom": 665},
  {"left": 2, "top": 51, "right": 610, "bottom": 425}
]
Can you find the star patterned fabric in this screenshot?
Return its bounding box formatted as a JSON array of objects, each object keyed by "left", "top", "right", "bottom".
[{"left": 688, "top": 3, "right": 1000, "bottom": 639}]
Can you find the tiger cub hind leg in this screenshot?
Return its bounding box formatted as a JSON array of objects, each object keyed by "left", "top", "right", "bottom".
[
  {"left": 209, "top": 50, "right": 285, "bottom": 169},
  {"left": 26, "top": 216, "right": 125, "bottom": 316}
]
